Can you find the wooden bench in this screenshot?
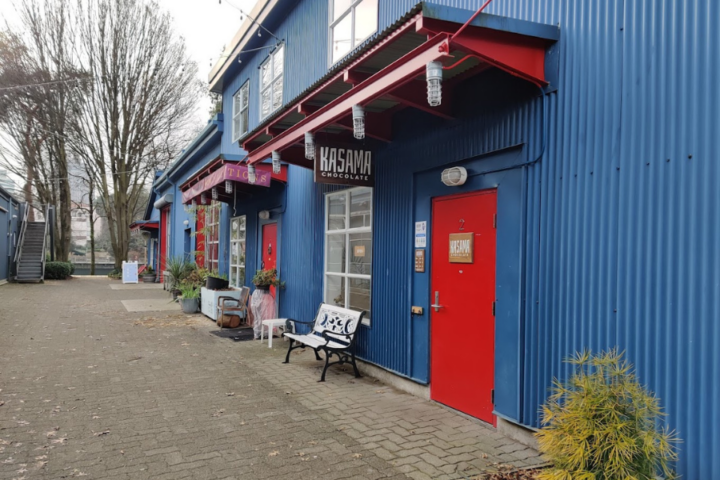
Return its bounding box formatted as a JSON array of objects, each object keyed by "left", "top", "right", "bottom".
[{"left": 282, "top": 304, "right": 365, "bottom": 382}]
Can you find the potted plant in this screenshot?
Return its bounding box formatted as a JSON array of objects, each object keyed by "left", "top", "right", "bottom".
[
  {"left": 252, "top": 268, "right": 284, "bottom": 291},
  {"left": 206, "top": 271, "right": 229, "bottom": 290},
  {"left": 166, "top": 255, "right": 189, "bottom": 299},
  {"left": 141, "top": 265, "right": 156, "bottom": 283},
  {"left": 178, "top": 284, "right": 200, "bottom": 314}
]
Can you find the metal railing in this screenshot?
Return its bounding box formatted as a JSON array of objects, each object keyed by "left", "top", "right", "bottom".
[
  {"left": 41, "top": 204, "right": 50, "bottom": 280},
  {"left": 12, "top": 202, "right": 29, "bottom": 266}
]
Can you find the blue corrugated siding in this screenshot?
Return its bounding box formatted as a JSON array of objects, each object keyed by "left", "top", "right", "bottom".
[
  {"left": 616, "top": 2, "right": 720, "bottom": 478},
  {"left": 0, "top": 193, "right": 21, "bottom": 282},
  {"left": 213, "top": 1, "right": 720, "bottom": 476}
]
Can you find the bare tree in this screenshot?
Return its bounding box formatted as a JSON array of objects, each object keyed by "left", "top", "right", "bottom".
[
  {"left": 0, "top": 1, "right": 86, "bottom": 261},
  {"left": 69, "top": 0, "right": 202, "bottom": 269}
]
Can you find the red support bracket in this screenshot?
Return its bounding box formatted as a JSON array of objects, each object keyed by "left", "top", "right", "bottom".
[{"left": 247, "top": 33, "right": 452, "bottom": 164}]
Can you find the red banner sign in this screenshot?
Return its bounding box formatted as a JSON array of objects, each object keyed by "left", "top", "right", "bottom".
[{"left": 182, "top": 163, "right": 272, "bottom": 204}]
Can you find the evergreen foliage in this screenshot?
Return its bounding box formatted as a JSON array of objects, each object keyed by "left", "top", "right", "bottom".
[
  {"left": 536, "top": 349, "right": 678, "bottom": 480},
  {"left": 44, "top": 261, "right": 74, "bottom": 279}
]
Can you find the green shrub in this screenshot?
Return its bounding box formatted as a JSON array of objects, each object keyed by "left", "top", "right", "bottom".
[
  {"left": 536, "top": 349, "right": 678, "bottom": 480},
  {"left": 108, "top": 268, "right": 121, "bottom": 279},
  {"left": 44, "top": 262, "right": 73, "bottom": 280}
]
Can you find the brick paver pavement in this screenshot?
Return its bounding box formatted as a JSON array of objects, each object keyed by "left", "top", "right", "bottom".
[{"left": 0, "top": 278, "right": 543, "bottom": 479}]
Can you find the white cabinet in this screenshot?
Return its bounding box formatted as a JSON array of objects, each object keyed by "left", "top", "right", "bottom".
[{"left": 200, "top": 287, "right": 243, "bottom": 321}]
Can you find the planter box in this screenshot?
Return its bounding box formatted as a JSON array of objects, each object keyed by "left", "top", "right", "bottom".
[{"left": 200, "top": 286, "right": 243, "bottom": 321}]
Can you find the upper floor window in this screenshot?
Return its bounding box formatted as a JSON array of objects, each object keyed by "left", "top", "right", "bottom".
[
  {"left": 232, "top": 82, "right": 249, "bottom": 142},
  {"left": 260, "top": 44, "right": 284, "bottom": 120},
  {"left": 330, "top": 0, "right": 378, "bottom": 65}
]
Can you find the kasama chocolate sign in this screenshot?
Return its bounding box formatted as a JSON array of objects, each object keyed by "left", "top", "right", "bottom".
[{"left": 314, "top": 145, "right": 374, "bottom": 187}]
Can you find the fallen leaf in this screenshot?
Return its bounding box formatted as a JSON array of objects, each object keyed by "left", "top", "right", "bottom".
[
  {"left": 352, "top": 453, "right": 363, "bottom": 459},
  {"left": 268, "top": 450, "right": 279, "bottom": 457},
  {"left": 226, "top": 392, "right": 235, "bottom": 396},
  {"left": 93, "top": 430, "right": 110, "bottom": 437}
]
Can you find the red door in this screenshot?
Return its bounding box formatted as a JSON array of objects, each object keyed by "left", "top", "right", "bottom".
[
  {"left": 430, "top": 190, "right": 497, "bottom": 424},
  {"left": 261, "top": 223, "right": 278, "bottom": 297},
  {"left": 195, "top": 208, "right": 206, "bottom": 268}
]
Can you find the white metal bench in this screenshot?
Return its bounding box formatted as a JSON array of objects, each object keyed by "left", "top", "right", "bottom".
[{"left": 282, "top": 304, "right": 365, "bottom": 382}]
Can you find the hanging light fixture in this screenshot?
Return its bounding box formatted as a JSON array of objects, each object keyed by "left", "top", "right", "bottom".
[
  {"left": 225, "top": 180, "right": 233, "bottom": 193},
  {"left": 247, "top": 163, "right": 256, "bottom": 184},
  {"left": 200, "top": 192, "right": 208, "bottom": 205},
  {"left": 426, "top": 61, "right": 443, "bottom": 107},
  {"left": 304, "top": 132, "right": 315, "bottom": 160},
  {"left": 352, "top": 104, "right": 365, "bottom": 140},
  {"left": 191, "top": 199, "right": 197, "bottom": 209},
  {"left": 272, "top": 151, "right": 281, "bottom": 174},
  {"left": 211, "top": 187, "right": 218, "bottom": 200}
]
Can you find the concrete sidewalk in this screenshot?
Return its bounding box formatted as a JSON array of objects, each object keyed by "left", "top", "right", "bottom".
[{"left": 0, "top": 277, "right": 542, "bottom": 480}]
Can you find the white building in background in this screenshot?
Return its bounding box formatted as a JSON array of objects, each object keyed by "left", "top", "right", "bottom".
[{"left": 71, "top": 202, "right": 91, "bottom": 248}]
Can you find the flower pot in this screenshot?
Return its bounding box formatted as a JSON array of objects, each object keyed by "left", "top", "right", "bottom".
[
  {"left": 206, "top": 276, "right": 229, "bottom": 290},
  {"left": 180, "top": 297, "right": 199, "bottom": 314},
  {"left": 254, "top": 284, "right": 270, "bottom": 291},
  {"left": 142, "top": 274, "right": 156, "bottom": 283},
  {"left": 171, "top": 288, "right": 181, "bottom": 300}
]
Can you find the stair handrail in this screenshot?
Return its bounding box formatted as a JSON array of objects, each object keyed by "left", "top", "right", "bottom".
[
  {"left": 13, "top": 202, "right": 30, "bottom": 265},
  {"left": 41, "top": 204, "right": 50, "bottom": 280}
]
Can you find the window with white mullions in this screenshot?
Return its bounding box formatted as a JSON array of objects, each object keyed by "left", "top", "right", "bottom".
[
  {"left": 229, "top": 215, "right": 247, "bottom": 288},
  {"left": 329, "top": 0, "right": 378, "bottom": 65},
  {"left": 232, "top": 82, "right": 249, "bottom": 142},
  {"left": 324, "top": 188, "right": 373, "bottom": 325},
  {"left": 206, "top": 201, "right": 221, "bottom": 273},
  {"left": 260, "top": 44, "right": 284, "bottom": 120}
]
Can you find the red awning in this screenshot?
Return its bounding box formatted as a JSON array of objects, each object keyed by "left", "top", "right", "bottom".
[
  {"left": 130, "top": 221, "right": 159, "bottom": 232},
  {"left": 242, "top": 8, "right": 556, "bottom": 167},
  {"left": 180, "top": 156, "right": 288, "bottom": 204}
]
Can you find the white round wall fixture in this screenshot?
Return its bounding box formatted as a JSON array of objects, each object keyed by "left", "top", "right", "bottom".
[
  {"left": 441, "top": 166, "right": 468, "bottom": 186},
  {"left": 258, "top": 210, "right": 270, "bottom": 220}
]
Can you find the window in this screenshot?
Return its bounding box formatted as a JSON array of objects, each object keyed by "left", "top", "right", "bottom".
[
  {"left": 206, "top": 201, "right": 221, "bottom": 273},
  {"left": 330, "top": 0, "right": 378, "bottom": 64},
  {"left": 232, "top": 82, "right": 249, "bottom": 142},
  {"left": 260, "top": 44, "right": 284, "bottom": 120},
  {"left": 229, "top": 216, "right": 246, "bottom": 287},
  {"left": 324, "top": 188, "right": 373, "bottom": 325}
]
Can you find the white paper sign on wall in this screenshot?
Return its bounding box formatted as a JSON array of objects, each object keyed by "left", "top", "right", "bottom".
[
  {"left": 122, "top": 261, "right": 139, "bottom": 284},
  {"left": 415, "top": 221, "right": 427, "bottom": 248}
]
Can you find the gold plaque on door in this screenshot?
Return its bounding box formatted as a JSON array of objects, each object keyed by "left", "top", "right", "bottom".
[{"left": 449, "top": 232, "right": 474, "bottom": 263}]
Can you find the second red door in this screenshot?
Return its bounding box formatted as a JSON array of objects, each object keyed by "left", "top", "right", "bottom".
[{"left": 261, "top": 223, "right": 278, "bottom": 298}]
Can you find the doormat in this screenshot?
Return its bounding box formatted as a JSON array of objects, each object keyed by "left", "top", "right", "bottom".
[{"left": 209, "top": 327, "right": 256, "bottom": 342}]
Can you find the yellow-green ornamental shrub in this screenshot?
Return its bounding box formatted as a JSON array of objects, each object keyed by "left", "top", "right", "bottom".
[{"left": 536, "top": 349, "right": 678, "bottom": 480}]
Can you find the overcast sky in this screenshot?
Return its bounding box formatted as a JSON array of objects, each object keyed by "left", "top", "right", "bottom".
[{"left": 0, "top": 0, "right": 258, "bottom": 124}]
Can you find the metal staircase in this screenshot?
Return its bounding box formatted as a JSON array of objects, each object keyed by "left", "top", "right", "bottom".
[{"left": 14, "top": 204, "right": 49, "bottom": 283}]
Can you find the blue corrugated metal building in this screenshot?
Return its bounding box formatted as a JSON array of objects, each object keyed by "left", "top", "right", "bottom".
[
  {"left": 140, "top": 1, "right": 719, "bottom": 476},
  {"left": 0, "top": 185, "right": 21, "bottom": 284}
]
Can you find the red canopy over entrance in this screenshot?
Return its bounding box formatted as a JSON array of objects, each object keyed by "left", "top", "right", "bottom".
[{"left": 241, "top": 7, "right": 558, "bottom": 167}]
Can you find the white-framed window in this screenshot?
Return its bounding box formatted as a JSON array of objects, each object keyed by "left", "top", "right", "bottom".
[
  {"left": 260, "top": 44, "right": 284, "bottom": 120},
  {"left": 324, "top": 187, "right": 373, "bottom": 325},
  {"left": 232, "top": 82, "right": 249, "bottom": 142},
  {"left": 329, "top": 0, "right": 378, "bottom": 65},
  {"left": 206, "top": 201, "right": 221, "bottom": 273},
  {"left": 229, "top": 215, "right": 247, "bottom": 288}
]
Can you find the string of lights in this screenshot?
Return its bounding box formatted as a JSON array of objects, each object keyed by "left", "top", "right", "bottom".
[
  {"left": 218, "top": 0, "right": 281, "bottom": 42},
  {"left": 0, "top": 75, "right": 93, "bottom": 93}
]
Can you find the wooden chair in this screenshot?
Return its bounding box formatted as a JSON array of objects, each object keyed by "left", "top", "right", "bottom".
[{"left": 217, "top": 287, "right": 250, "bottom": 328}]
